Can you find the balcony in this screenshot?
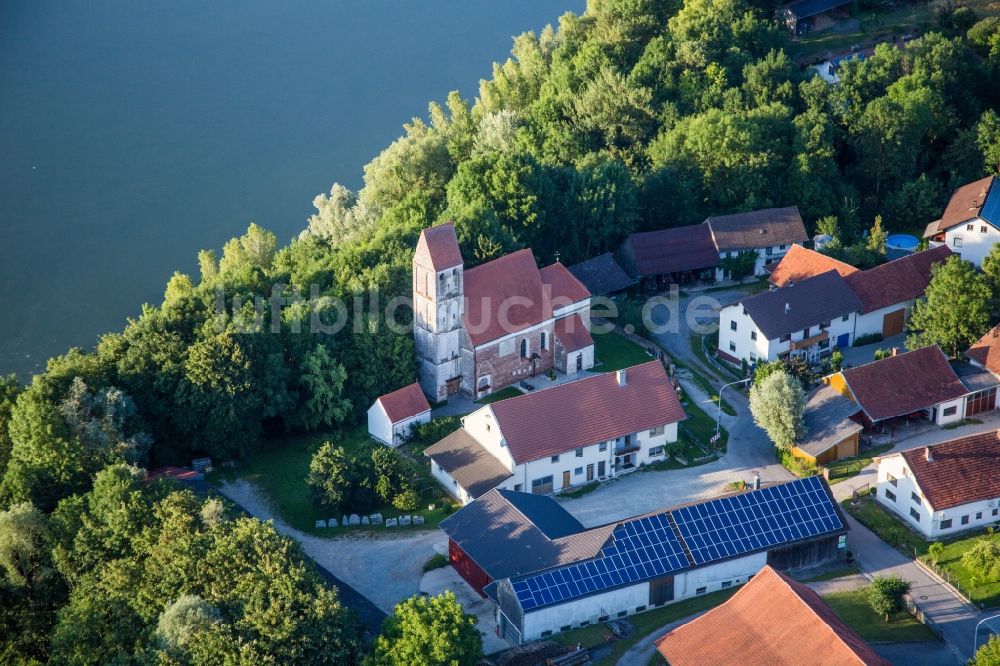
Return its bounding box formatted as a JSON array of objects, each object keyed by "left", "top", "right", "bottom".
[{"left": 614, "top": 443, "right": 640, "bottom": 455}]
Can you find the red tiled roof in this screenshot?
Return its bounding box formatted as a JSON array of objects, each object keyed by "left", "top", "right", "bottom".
[
  {"left": 463, "top": 249, "right": 553, "bottom": 347},
  {"left": 966, "top": 324, "right": 1000, "bottom": 375},
  {"left": 554, "top": 314, "right": 594, "bottom": 353},
  {"left": 655, "top": 565, "right": 889, "bottom": 666},
  {"left": 489, "top": 360, "right": 685, "bottom": 464},
  {"left": 925, "top": 176, "right": 995, "bottom": 236},
  {"left": 845, "top": 245, "right": 952, "bottom": 313},
  {"left": 539, "top": 262, "right": 590, "bottom": 305},
  {"left": 376, "top": 382, "right": 431, "bottom": 423},
  {"left": 899, "top": 430, "right": 1000, "bottom": 510},
  {"left": 841, "top": 346, "right": 968, "bottom": 422},
  {"left": 707, "top": 206, "right": 809, "bottom": 251},
  {"left": 414, "top": 221, "right": 463, "bottom": 270},
  {"left": 768, "top": 244, "right": 859, "bottom": 287},
  {"left": 625, "top": 223, "right": 720, "bottom": 276}
]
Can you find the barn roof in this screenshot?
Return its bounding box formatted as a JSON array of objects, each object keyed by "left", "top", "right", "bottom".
[{"left": 567, "top": 253, "right": 635, "bottom": 295}]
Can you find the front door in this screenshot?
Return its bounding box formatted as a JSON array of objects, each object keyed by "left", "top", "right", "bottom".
[
  {"left": 446, "top": 377, "right": 461, "bottom": 396},
  {"left": 837, "top": 333, "right": 850, "bottom": 349},
  {"left": 586, "top": 464, "right": 594, "bottom": 481},
  {"left": 576, "top": 354, "right": 583, "bottom": 372},
  {"left": 562, "top": 470, "right": 571, "bottom": 489},
  {"left": 882, "top": 309, "right": 905, "bottom": 338},
  {"left": 598, "top": 461, "right": 605, "bottom": 477}
]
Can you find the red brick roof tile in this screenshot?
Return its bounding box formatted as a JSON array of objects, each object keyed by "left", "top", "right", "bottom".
[
  {"left": 489, "top": 360, "right": 685, "bottom": 464},
  {"left": 844, "top": 245, "right": 952, "bottom": 313},
  {"left": 463, "top": 249, "right": 552, "bottom": 347},
  {"left": 376, "top": 382, "right": 431, "bottom": 423},
  {"left": 841, "top": 346, "right": 968, "bottom": 422},
  {"left": 539, "top": 262, "right": 591, "bottom": 305},
  {"left": 899, "top": 430, "right": 1000, "bottom": 510},
  {"left": 414, "top": 222, "right": 463, "bottom": 270},
  {"left": 655, "top": 565, "right": 889, "bottom": 666},
  {"left": 768, "top": 244, "right": 859, "bottom": 287},
  {"left": 925, "top": 176, "right": 995, "bottom": 236},
  {"left": 966, "top": 324, "right": 1000, "bottom": 375},
  {"left": 554, "top": 314, "right": 594, "bottom": 353}
]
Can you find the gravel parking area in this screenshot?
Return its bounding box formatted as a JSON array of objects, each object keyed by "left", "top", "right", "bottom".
[{"left": 218, "top": 479, "right": 445, "bottom": 614}]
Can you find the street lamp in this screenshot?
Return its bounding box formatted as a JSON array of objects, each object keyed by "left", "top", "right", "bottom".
[
  {"left": 715, "top": 378, "right": 751, "bottom": 441},
  {"left": 974, "top": 612, "right": 1000, "bottom": 655}
]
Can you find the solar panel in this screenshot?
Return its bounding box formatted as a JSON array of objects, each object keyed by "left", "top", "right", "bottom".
[
  {"left": 671, "top": 476, "right": 842, "bottom": 566},
  {"left": 511, "top": 477, "right": 842, "bottom": 611},
  {"left": 981, "top": 183, "right": 1000, "bottom": 226}
]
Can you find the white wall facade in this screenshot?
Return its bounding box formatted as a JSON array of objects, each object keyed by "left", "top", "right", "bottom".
[
  {"left": 715, "top": 243, "right": 801, "bottom": 281},
  {"left": 413, "top": 261, "right": 464, "bottom": 401},
  {"left": 719, "top": 304, "right": 855, "bottom": 365},
  {"left": 431, "top": 460, "right": 474, "bottom": 505},
  {"left": 463, "top": 407, "right": 517, "bottom": 470},
  {"left": 563, "top": 346, "right": 595, "bottom": 375},
  {"left": 672, "top": 551, "right": 767, "bottom": 599},
  {"left": 366, "top": 404, "right": 431, "bottom": 447},
  {"left": 876, "top": 454, "right": 1000, "bottom": 539},
  {"left": 930, "top": 397, "right": 966, "bottom": 427},
  {"left": 941, "top": 218, "right": 1000, "bottom": 267},
  {"left": 853, "top": 301, "right": 913, "bottom": 339}
]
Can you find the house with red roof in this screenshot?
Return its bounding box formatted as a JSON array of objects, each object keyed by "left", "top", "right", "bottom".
[
  {"left": 367, "top": 382, "right": 432, "bottom": 447},
  {"left": 766, "top": 243, "right": 859, "bottom": 288},
  {"left": 655, "top": 565, "right": 887, "bottom": 666},
  {"left": 424, "top": 361, "right": 686, "bottom": 503},
  {"left": 874, "top": 430, "right": 1000, "bottom": 538},
  {"left": 413, "top": 222, "right": 593, "bottom": 401},
  {"left": 925, "top": 175, "right": 1000, "bottom": 266}
]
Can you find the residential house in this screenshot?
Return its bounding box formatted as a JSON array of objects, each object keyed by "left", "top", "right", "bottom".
[
  {"left": 717, "top": 270, "right": 862, "bottom": 365},
  {"left": 766, "top": 244, "right": 858, "bottom": 288},
  {"left": 844, "top": 245, "right": 952, "bottom": 339},
  {"left": 825, "top": 346, "right": 969, "bottom": 428},
  {"left": 792, "top": 385, "right": 864, "bottom": 465},
  {"left": 441, "top": 476, "right": 847, "bottom": 644},
  {"left": 706, "top": 207, "right": 809, "bottom": 281},
  {"left": 810, "top": 50, "right": 867, "bottom": 85},
  {"left": 874, "top": 430, "right": 1000, "bottom": 539},
  {"left": 366, "top": 382, "right": 432, "bottom": 447},
  {"left": 925, "top": 175, "right": 1000, "bottom": 266},
  {"left": 617, "top": 223, "right": 720, "bottom": 289},
  {"left": 654, "top": 565, "right": 888, "bottom": 666},
  {"left": 413, "top": 222, "right": 593, "bottom": 401},
  {"left": 424, "top": 361, "right": 686, "bottom": 504},
  {"left": 567, "top": 253, "right": 636, "bottom": 296}
]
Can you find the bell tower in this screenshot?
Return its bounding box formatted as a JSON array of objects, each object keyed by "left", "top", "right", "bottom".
[{"left": 413, "top": 222, "right": 464, "bottom": 401}]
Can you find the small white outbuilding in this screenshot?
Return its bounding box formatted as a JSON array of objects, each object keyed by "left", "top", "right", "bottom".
[{"left": 367, "top": 382, "right": 432, "bottom": 447}]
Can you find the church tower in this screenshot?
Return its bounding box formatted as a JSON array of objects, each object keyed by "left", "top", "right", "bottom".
[{"left": 413, "top": 222, "right": 464, "bottom": 401}]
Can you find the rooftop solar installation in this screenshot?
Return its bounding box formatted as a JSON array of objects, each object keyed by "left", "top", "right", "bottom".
[
  {"left": 980, "top": 181, "right": 1000, "bottom": 226},
  {"left": 671, "top": 475, "right": 842, "bottom": 566},
  {"left": 509, "top": 477, "right": 842, "bottom": 611}
]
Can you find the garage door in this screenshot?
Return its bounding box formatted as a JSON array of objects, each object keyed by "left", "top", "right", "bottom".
[{"left": 882, "top": 309, "right": 905, "bottom": 337}]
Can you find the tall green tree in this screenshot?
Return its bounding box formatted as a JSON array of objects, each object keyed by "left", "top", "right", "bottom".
[
  {"left": 907, "top": 256, "right": 992, "bottom": 358},
  {"left": 371, "top": 591, "right": 482, "bottom": 666},
  {"left": 748, "top": 370, "right": 805, "bottom": 450}
]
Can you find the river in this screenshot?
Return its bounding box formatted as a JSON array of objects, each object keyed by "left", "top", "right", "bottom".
[{"left": 0, "top": 0, "right": 583, "bottom": 380}]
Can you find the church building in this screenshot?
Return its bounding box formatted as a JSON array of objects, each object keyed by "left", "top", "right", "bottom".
[{"left": 413, "top": 222, "right": 593, "bottom": 401}]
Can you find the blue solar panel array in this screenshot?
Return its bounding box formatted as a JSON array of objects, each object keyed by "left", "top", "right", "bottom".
[
  {"left": 509, "top": 476, "right": 842, "bottom": 611},
  {"left": 511, "top": 513, "right": 688, "bottom": 611},
  {"left": 671, "top": 475, "right": 842, "bottom": 566},
  {"left": 980, "top": 181, "right": 1000, "bottom": 226}
]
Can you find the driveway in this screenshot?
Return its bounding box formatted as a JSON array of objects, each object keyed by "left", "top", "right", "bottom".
[{"left": 217, "top": 479, "right": 444, "bottom": 615}]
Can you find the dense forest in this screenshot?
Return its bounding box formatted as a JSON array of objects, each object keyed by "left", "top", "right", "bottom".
[{"left": 4, "top": 0, "right": 1000, "bottom": 661}]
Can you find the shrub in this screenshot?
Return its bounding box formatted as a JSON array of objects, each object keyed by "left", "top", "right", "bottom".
[
  {"left": 928, "top": 541, "right": 944, "bottom": 565},
  {"left": 392, "top": 486, "right": 419, "bottom": 512},
  {"left": 306, "top": 442, "right": 351, "bottom": 513},
  {"left": 962, "top": 540, "right": 1000, "bottom": 584},
  {"left": 867, "top": 575, "right": 911, "bottom": 622},
  {"left": 853, "top": 333, "right": 883, "bottom": 347},
  {"left": 422, "top": 553, "right": 449, "bottom": 572}
]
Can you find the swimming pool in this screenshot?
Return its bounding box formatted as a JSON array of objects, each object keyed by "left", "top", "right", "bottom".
[{"left": 886, "top": 234, "right": 919, "bottom": 251}]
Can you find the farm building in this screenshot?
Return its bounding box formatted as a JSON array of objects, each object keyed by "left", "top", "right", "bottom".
[{"left": 440, "top": 476, "right": 848, "bottom": 645}]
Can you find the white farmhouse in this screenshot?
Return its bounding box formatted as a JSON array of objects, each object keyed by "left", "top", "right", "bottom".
[
  {"left": 874, "top": 430, "right": 1000, "bottom": 539},
  {"left": 366, "top": 382, "right": 431, "bottom": 447},
  {"left": 706, "top": 206, "right": 809, "bottom": 281},
  {"left": 717, "top": 270, "right": 861, "bottom": 366},
  {"left": 424, "top": 361, "right": 686, "bottom": 504},
  {"left": 925, "top": 175, "right": 1000, "bottom": 267}
]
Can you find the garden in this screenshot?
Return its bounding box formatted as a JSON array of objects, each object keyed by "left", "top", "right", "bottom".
[{"left": 207, "top": 421, "right": 458, "bottom": 536}]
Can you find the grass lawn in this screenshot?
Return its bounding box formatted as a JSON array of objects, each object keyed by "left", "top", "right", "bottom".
[
  {"left": 679, "top": 393, "right": 728, "bottom": 453},
  {"left": 825, "top": 444, "right": 894, "bottom": 484},
  {"left": 822, "top": 588, "right": 936, "bottom": 642},
  {"left": 206, "top": 425, "right": 454, "bottom": 537},
  {"left": 797, "top": 565, "right": 861, "bottom": 583},
  {"left": 591, "top": 332, "right": 655, "bottom": 372},
  {"left": 921, "top": 531, "right": 1000, "bottom": 608},
  {"left": 476, "top": 386, "right": 523, "bottom": 404},
  {"left": 689, "top": 332, "right": 742, "bottom": 383},
  {"left": 842, "top": 495, "right": 930, "bottom": 557},
  {"left": 552, "top": 588, "right": 739, "bottom": 665}
]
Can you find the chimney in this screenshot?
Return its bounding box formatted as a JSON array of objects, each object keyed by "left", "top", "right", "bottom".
[
  {"left": 925, "top": 447, "right": 933, "bottom": 462},
  {"left": 891, "top": 347, "right": 899, "bottom": 357},
  {"left": 753, "top": 473, "right": 761, "bottom": 490},
  {"left": 617, "top": 369, "right": 627, "bottom": 387},
  {"left": 784, "top": 303, "right": 790, "bottom": 315}
]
